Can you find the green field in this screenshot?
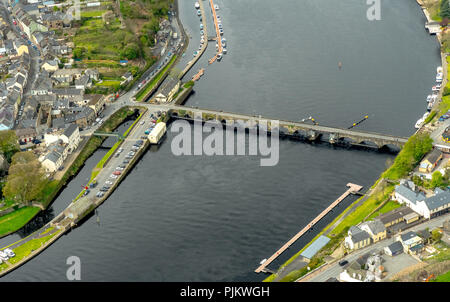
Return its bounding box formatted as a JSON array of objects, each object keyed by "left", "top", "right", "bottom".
[
  {"left": 432, "top": 270, "right": 450, "bottom": 282},
  {"left": 0, "top": 207, "right": 41, "bottom": 237}
]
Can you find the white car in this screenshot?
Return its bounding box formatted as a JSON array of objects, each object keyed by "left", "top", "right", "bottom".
[
  {"left": 116, "top": 167, "right": 124, "bottom": 171},
  {"left": 4, "top": 249, "right": 15, "bottom": 257},
  {"left": 110, "top": 174, "right": 118, "bottom": 179},
  {"left": 105, "top": 180, "right": 113, "bottom": 185}
]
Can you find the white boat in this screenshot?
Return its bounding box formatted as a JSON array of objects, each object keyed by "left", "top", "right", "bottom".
[
  {"left": 427, "top": 101, "right": 434, "bottom": 111},
  {"left": 222, "top": 48, "right": 227, "bottom": 54},
  {"left": 437, "top": 66, "right": 443, "bottom": 73},
  {"left": 217, "top": 53, "right": 223, "bottom": 61},
  {"left": 432, "top": 85, "right": 439, "bottom": 92},
  {"left": 436, "top": 72, "right": 443, "bottom": 83},
  {"left": 197, "top": 9, "right": 201, "bottom": 16},
  {"left": 260, "top": 259, "right": 267, "bottom": 265},
  {"left": 415, "top": 117, "right": 424, "bottom": 129},
  {"left": 195, "top": 2, "right": 200, "bottom": 9},
  {"left": 426, "top": 95, "right": 432, "bottom": 102},
  {"left": 214, "top": 4, "right": 219, "bottom": 10}
]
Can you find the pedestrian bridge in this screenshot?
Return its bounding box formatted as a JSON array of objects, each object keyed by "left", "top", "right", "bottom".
[{"left": 163, "top": 105, "right": 409, "bottom": 150}]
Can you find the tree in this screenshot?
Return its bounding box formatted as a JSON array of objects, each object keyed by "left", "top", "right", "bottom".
[
  {"left": 431, "top": 229, "right": 443, "bottom": 242},
  {"left": 430, "top": 170, "right": 445, "bottom": 188},
  {"left": 73, "top": 47, "right": 84, "bottom": 59},
  {"left": 2, "top": 151, "right": 48, "bottom": 205},
  {"left": 441, "top": 0, "right": 450, "bottom": 19},
  {"left": 0, "top": 130, "right": 19, "bottom": 162}
]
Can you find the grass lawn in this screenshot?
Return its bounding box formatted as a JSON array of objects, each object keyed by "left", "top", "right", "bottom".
[
  {"left": 8, "top": 231, "right": 59, "bottom": 265},
  {"left": 432, "top": 270, "right": 450, "bottom": 282},
  {"left": 81, "top": 10, "right": 107, "bottom": 18},
  {"left": 136, "top": 55, "right": 177, "bottom": 102},
  {"left": 367, "top": 200, "right": 402, "bottom": 220},
  {"left": 0, "top": 207, "right": 41, "bottom": 237}
]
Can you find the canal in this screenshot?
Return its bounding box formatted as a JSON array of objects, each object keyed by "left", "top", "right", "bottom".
[{"left": 0, "top": 0, "right": 441, "bottom": 281}]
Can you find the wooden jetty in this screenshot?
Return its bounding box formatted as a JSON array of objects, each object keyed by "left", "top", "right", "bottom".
[{"left": 254, "top": 183, "right": 363, "bottom": 273}]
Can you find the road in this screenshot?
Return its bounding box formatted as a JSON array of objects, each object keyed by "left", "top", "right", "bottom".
[{"left": 301, "top": 213, "right": 450, "bottom": 282}]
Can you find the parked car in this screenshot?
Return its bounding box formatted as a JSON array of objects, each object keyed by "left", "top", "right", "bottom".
[
  {"left": 123, "top": 159, "right": 130, "bottom": 164},
  {"left": 96, "top": 191, "right": 105, "bottom": 198},
  {"left": 113, "top": 171, "right": 121, "bottom": 175},
  {"left": 83, "top": 189, "right": 90, "bottom": 196},
  {"left": 119, "top": 164, "right": 126, "bottom": 168},
  {"left": 338, "top": 260, "right": 348, "bottom": 267},
  {"left": 116, "top": 167, "right": 124, "bottom": 171},
  {"left": 110, "top": 174, "right": 118, "bottom": 179},
  {"left": 4, "top": 248, "right": 15, "bottom": 258}
]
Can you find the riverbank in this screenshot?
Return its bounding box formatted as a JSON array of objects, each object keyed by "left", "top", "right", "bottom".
[
  {"left": 264, "top": 0, "right": 447, "bottom": 282},
  {"left": 0, "top": 105, "right": 149, "bottom": 277},
  {"left": 0, "top": 106, "right": 141, "bottom": 240}
]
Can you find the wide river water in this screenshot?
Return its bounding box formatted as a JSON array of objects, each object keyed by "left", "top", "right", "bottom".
[{"left": 0, "top": 0, "right": 442, "bottom": 281}]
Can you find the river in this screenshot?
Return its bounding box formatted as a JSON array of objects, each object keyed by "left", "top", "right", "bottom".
[{"left": 0, "top": 0, "right": 441, "bottom": 281}]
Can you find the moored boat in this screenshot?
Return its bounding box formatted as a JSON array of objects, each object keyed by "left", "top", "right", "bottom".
[{"left": 195, "top": 2, "right": 200, "bottom": 9}]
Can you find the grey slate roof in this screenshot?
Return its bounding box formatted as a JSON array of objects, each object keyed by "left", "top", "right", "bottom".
[
  {"left": 45, "top": 150, "right": 61, "bottom": 163},
  {"left": 63, "top": 124, "right": 77, "bottom": 138},
  {"left": 351, "top": 230, "right": 371, "bottom": 244},
  {"left": 424, "top": 190, "right": 450, "bottom": 211},
  {"left": 424, "top": 148, "right": 442, "bottom": 164},
  {"left": 386, "top": 241, "right": 403, "bottom": 254},
  {"left": 364, "top": 219, "right": 386, "bottom": 235},
  {"left": 395, "top": 183, "right": 426, "bottom": 205},
  {"left": 400, "top": 231, "right": 418, "bottom": 242}
]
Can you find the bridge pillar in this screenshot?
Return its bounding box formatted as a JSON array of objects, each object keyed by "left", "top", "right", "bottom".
[
  {"left": 329, "top": 133, "right": 339, "bottom": 144},
  {"left": 307, "top": 130, "right": 317, "bottom": 141}
]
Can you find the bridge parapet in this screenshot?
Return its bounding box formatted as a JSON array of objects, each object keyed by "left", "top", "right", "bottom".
[{"left": 166, "top": 107, "right": 407, "bottom": 150}]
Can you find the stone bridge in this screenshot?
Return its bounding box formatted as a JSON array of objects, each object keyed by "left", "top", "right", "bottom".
[{"left": 164, "top": 105, "right": 408, "bottom": 150}]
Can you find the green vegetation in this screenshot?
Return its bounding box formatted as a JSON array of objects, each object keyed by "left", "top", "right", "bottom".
[
  {"left": 381, "top": 133, "right": 433, "bottom": 180},
  {"left": 135, "top": 55, "right": 177, "bottom": 101},
  {"left": 0, "top": 207, "right": 40, "bottom": 237},
  {"left": 184, "top": 80, "right": 195, "bottom": 89},
  {"left": 8, "top": 231, "right": 59, "bottom": 265},
  {"left": 0, "top": 130, "right": 19, "bottom": 162},
  {"left": 432, "top": 270, "right": 450, "bottom": 282},
  {"left": 2, "top": 152, "right": 48, "bottom": 205},
  {"left": 80, "top": 10, "right": 107, "bottom": 18},
  {"left": 367, "top": 199, "right": 402, "bottom": 220}
]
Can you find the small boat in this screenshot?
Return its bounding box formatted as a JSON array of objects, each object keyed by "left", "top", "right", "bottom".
[
  {"left": 195, "top": 2, "right": 200, "bottom": 9},
  {"left": 214, "top": 4, "right": 219, "bottom": 10},
  {"left": 437, "top": 66, "right": 443, "bottom": 73},
  {"left": 427, "top": 101, "right": 434, "bottom": 111},
  {"left": 221, "top": 38, "right": 226, "bottom": 43},
  {"left": 197, "top": 9, "right": 201, "bottom": 16},
  {"left": 200, "top": 23, "right": 204, "bottom": 30},
  {"left": 415, "top": 117, "right": 424, "bottom": 129},
  {"left": 436, "top": 72, "right": 443, "bottom": 83},
  {"left": 426, "top": 95, "right": 432, "bottom": 102},
  {"left": 432, "top": 85, "right": 439, "bottom": 91},
  {"left": 222, "top": 48, "right": 227, "bottom": 54},
  {"left": 217, "top": 53, "right": 223, "bottom": 61},
  {"left": 219, "top": 29, "right": 224, "bottom": 35},
  {"left": 193, "top": 50, "right": 199, "bottom": 57}
]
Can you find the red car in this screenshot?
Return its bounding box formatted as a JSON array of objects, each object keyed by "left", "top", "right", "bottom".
[{"left": 113, "top": 171, "right": 121, "bottom": 175}]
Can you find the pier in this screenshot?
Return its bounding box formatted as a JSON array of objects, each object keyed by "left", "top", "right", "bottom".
[
  {"left": 254, "top": 183, "right": 363, "bottom": 274},
  {"left": 192, "top": 68, "right": 205, "bottom": 81},
  {"left": 208, "top": 0, "right": 222, "bottom": 64},
  {"left": 180, "top": 0, "right": 208, "bottom": 78}
]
